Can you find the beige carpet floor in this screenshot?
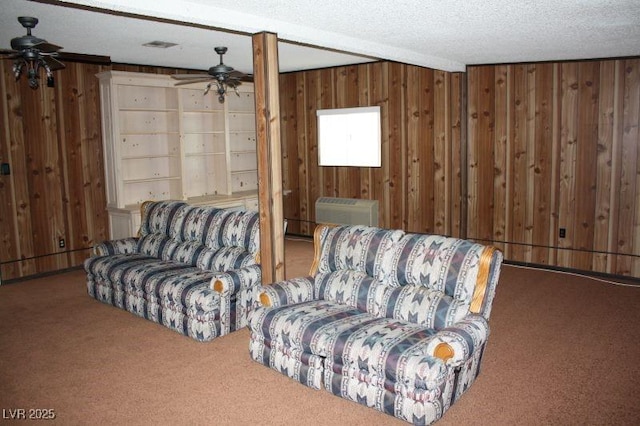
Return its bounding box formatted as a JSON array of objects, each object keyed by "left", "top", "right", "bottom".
[{"left": 1, "top": 237, "right": 639, "bottom": 425}]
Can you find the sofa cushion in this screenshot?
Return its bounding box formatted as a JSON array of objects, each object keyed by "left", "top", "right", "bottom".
[
  {"left": 138, "top": 233, "right": 178, "bottom": 259},
  {"left": 316, "top": 225, "right": 404, "bottom": 281},
  {"left": 197, "top": 246, "right": 255, "bottom": 271},
  {"left": 139, "top": 200, "right": 188, "bottom": 237},
  {"left": 152, "top": 269, "right": 220, "bottom": 313},
  {"left": 380, "top": 285, "right": 469, "bottom": 330},
  {"left": 252, "top": 300, "right": 377, "bottom": 357},
  {"left": 167, "top": 241, "right": 207, "bottom": 266},
  {"left": 327, "top": 317, "right": 446, "bottom": 392},
  {"left": 389, "top": 233, "right": 487, "bottom": 306},
  {"left": 175, "top": 206, "right": 221, "bottom": 244},
  {"left": 314, "top": 270, "right": 387, "bottom": 316},
  {"left": 120, "top": 261, "right": 220, "bottom": 313},
  {"left": 218, "top": 210, "right": 260, "bottom": 255},
  {"left": 84, "top": 253, "right": 157, "bottom": 281}
]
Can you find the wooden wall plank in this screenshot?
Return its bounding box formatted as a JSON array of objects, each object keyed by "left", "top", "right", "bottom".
[
  {"left": 450, "top": 72, "right": 465, "bottom": 238},
  {"left": 405, "top": 65, "right": 421, "bottom": 232},
  {"left": 305, "top": 69, "right": 320, "bottom": 226},
  {"left": 295, "top": 73, "right": 310, "bottom": 234},
  {"left": 371, "top": 62, "right": 388, "bottom": 227},
  {"left": 493, "top": 66, "right": 508, "bottom": 253},
  {"left": 387, "top": 63, "right": 404, "bottom": 229},
  {"left": 572, "top": 62, "right": 599, "bottom": 269},
  {"left": 466, "top": 67, "right": 479, "bottom": 240},
  {"left": 605, "top": 60, "right": 625, "bottom": 273},
  {"left": 593, "top": 61, "right": 616, "bottom": 272},
  {"left": 510, "top": 64, "right": 528, "bottom": 261},
  {"left": 618, "top": 59, "right": 639, "bottom": 275},
  {"left": 433, "top": 70, "right": 450, "bottom": 235},
  {"left": 279, "top": 73, "right": 300, "bottom": 234},
  {"left": 357, "top": 65, "right": 373, "bottom": 203},
  {"left": 532, "top": 63, "right": 554, "bottom": 265},
  {"left": 557, "top": 63, "right": 578, "bottom": 268}
]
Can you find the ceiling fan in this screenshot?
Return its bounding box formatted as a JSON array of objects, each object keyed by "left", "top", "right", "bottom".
[
  {"left": 0, "top": 16, "right": 65, "bottom": 89},
  {"left": 171, "top": 46, "right": 251, "bottom": 103}
]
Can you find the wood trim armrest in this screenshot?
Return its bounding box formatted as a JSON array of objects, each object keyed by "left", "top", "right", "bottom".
[
  {"left": 469, "top": 245, "right": 497, "bottom": 314},
  {"left": 138, "top": 200, "right": 154, "bottom": 237},
  {"left": 308, "top": 224, "right": 335, "bottom": 276}
]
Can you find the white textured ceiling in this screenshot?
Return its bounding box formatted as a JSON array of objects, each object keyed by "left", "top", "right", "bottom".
[{"left": 2, "top": 0, "right": 640, "bottom": 74}]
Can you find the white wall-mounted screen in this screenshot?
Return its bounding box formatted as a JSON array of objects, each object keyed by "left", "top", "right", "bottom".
[{"left": 317, "top": 106, "right": 381, "bottom": 167}]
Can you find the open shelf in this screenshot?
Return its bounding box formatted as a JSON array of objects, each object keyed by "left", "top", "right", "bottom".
[{"left": 98, "top": 70, "right": 258, "bottom": 238}]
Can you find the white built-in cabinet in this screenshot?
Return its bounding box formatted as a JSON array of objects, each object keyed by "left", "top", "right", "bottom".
[{"left": 97, "top": 71, "right": 258, "bottom": 239}]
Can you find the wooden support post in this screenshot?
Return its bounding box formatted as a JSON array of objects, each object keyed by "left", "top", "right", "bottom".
[{"left": 252, "top": 32, "right": 285, "bottom": 283}]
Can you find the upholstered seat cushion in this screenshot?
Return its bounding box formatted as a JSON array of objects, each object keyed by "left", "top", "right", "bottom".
[
  {"left": 84, "top": 253, "right": 157, "bottom": 281},
  {"left": 86, "top": 255, "right": 220, "bottom": 313},
  {"left": 251, "top": 300, "right": 377, "bottom": 357},
  {"left": 326, "top": 317, "right": 447, "bottom": 392}
]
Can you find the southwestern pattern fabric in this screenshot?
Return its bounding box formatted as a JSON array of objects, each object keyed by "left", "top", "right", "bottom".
[
  {"left": 85, "top": 201, "right": 261, "bottom": 342},
  {"left": 249, "top": 224, "right": 502, "bottom": 425}
]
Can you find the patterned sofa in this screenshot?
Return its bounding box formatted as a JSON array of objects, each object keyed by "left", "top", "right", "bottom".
[
  {"left": 249, "top": 224, "right": 502, "bottom": 425},
  {"left": 84, "top": 200, "right": 261, "bottom": 342}
]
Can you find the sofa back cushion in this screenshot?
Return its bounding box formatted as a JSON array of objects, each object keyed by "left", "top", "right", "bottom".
[
  {"left": 388, "top": 233, "right": 496, "bottom": 311},
  {"left": 136, "top": 202, "right": 260, "bottom": 272},
  {"left": 138, "top": 233, "right": 177, "bottom": 259},
  {"left": 217, "top": 210, "right": 260, "bottom": 255},
  {"left": 176, "top": 206, "right": 224, "bottom": 244},
  {"left": 379, "top": 285, "right": 469, "bottom": 330},
  {"left": 139, "top": 200, "right": 188, "bottom": 237},
  {"left": 316, "top": 225, "right": 404, "bottom": 281},
  {"left": 197, "top": 246, "right": 255, "bottom": 271},
  {"left": 196, "top": 209, "right": 260, "bottom": 271},
  {"left": 314, "top": 270, "right": 387, "bottom": 316},
  {"left": 162, "top": 206, "right": 227, "bottom": 266}
]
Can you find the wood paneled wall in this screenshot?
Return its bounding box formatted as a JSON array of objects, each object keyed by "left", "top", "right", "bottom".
[
  {"left": 0, "top": 61, "right": 192, "bottom": 281},
  {"left": 467, "top": 59, "right": 640, "bottom": 276},
  {"left": 3, "top": 55, "right": 639, "bottom": 280},
  {"left": 279, "top": 62, "right": 465, "bottom": 237}
]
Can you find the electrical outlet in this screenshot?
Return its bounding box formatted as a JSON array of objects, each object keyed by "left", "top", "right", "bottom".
[
  {"left": 58, "top": 238, "right": 65, "bottom": 248},
  {"left": 559, "top": 228, "right": 566, "bottom": 239}
]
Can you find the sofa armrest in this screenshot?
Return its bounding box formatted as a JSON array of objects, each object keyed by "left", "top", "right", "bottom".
[
  {"left": 427, "top": 314, "right": 490, "bottom": 367},
  {"left": 93, "top": 238, "right": 139, "bottom": 256},
  {"left": 211, "top": 264, "right": 262, "bottom": 296},
  {"left": 257, "top": 276, "right": 315, "bottom": 308}
]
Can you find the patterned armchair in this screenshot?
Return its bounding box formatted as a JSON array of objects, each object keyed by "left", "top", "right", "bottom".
[
  {"left": 249, "top": 224, "right": 502, "bottom": 425},
  {"left": 85, "top": 200, "right": 261, "bottom": 342}
]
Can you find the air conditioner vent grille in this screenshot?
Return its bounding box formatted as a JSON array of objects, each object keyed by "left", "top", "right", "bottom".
[{"left": 315, "top": 197, "right": 378, "bottom": 227}]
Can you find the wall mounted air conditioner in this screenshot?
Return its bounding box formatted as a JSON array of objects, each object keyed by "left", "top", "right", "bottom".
[{"left": 315, "top": 197, "right": 379, "bottom": 227}]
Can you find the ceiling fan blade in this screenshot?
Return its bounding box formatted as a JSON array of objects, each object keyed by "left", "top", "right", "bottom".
[
  {"left": 0, "top": 48, "right": 19, "bottom": 55},
  {"left": 227, "top": 70, "right": 246, "bottom": 77},
  {"left": 171, "top": 73, "right": 210, "bottom": 80},
  {"left": 174, "top": 78, "right": 213, "bottom": 86},
  {"left": 44, "top": 55, "right": 65, "bottom": 71},
  {"left": 32, "top": 41, "right": 62, "bottom": 53}
]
